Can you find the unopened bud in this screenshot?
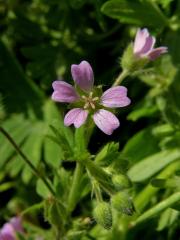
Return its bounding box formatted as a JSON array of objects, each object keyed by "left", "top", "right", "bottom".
[
  {"left": 112, "top": 174, "right": 132, "bottom": 191},
  {"left": 93, "top": 202, "right": 112, "bottom": 229},
  {"left": 111, "top": 192, "right": 135, "bottom": 216},
  {"left": 121, "top": 44, "right": 149, "bottom": 73}
]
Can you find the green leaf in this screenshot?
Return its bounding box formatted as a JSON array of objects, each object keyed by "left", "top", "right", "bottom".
[
  {"left": 95, "top": 142, "right": 119, "bottom": 166},
  {"left": 43, "top": 102, "right": 64, "bottom": 167},
  {"left": 0, "top": 115, "right": 32, "bottom": 168},
  {"left": 6, "top": 155, "right": 24, "bottom": 177},
  {"left": 134, "top": 161, "right": 180, "bottom": 212},
  {"left": 101, "top": 0, "right": 168, "bottom": 27},
  {"left": 21, "top": 123, "right": 45, "bottom": 183},
  {"left": 123, "top": 127, "right": 160, "bottom": 163},
  {"left": 36, "top": 179, "right": 51, "bottom": 198},
  {"left": 0, "top": 40, "right": 43, "bottom": 116},
  {"left": 157, "top": 208, "right": 179, "bottom": 231},
  {"left": 152, "top": 124, "right": 174, "bottom": 138},
  {"left": 50, "top": 117, "right": 74, "bottom": 152},
  {"left": 66, "top": 230, "right": 86, "bottom": 240},
  {"left": 48, "top": 123, "right": 74, "bottom": 159},
  {"left": 69, "top": 0, "right": 87, "bottom": 9},
  {"left": 127, "top": 105, "right": 158, "bottom": 121},
  {"left": 155, "top": 0, "right": 173, "bottom": 9},
  {"left": 44, "top": 137, "right": 62, "bottom": 168},
  {"left": 85, "top": 160, "right": 114, "bottom": 193},
  {"left": 54, "top": 168, "right": 71, "bottom": 200},
  {"left": 151, "top": 178, "right": 166, "bottom": 188},
  {"left": 128, "top": 149, "right": 180, "bottom": 182},
  {"left": 0, "top": 182, "right": 14, "bottom": 192},
  {"left": 74, "top": 125, "right": 87, "bottom": 154},
  {"left": 21, "top": 45, "right": 58, "bottom": 87},
  {"left": 16, "top": 233, "right": 27, "bottom": 240}
]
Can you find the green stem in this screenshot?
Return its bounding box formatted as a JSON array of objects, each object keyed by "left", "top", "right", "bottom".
[
  {"left": 112, "top": 211, "right": 127, "bottom": 240},
  {"left": 0, "top": 127, "right": 55, "bottom": 197},
  {"left": 68, "top": 162, "right": 84, "bottom": 213},
  {"left": 113, "top": 69, "right": 129, "bottom": 86},
  {"left": 132, "top": 191, "right": 180, "bottom": 226},
  {"left": 134, "top": 160, "right": 180, "bottom": 212},
  {"left": 56, "top": 228, "right": 61, "bottom": 240}
]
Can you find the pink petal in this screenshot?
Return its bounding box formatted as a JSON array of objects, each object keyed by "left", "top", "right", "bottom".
[
  {"left": 100, "top": 86, "right": 131, "bottom": 108},
  {"left": 52, "top": 81, "right": 79, "bottom": 103},
  {"left": 10, "top": 217, "right": 23, "bottom": 233},
  {"left": 133, "top": 28, "right": 150, "bottom": 54},
  {"left": 64, "top": 108, "right": 88, "bottom": 128},
  {"left": 0, "top": 233, "right": 15, "bottom": 240},
  {"left": 71, "top": 61, "right": 94, "bottom": 92},
  {"left": 0, "top": 223, "right": 15, "bottom": 240},
  {"left": 148, "top": 47, "right": 168, "bottom": 60},
  {"left": 93, "top": 109, "right": 120, "bottom": 135},
  {"left": 137, "top": 36, "right": 155, "bottom": 56}
]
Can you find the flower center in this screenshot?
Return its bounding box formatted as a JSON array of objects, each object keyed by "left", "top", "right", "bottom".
[{"left": 82, "top": 92, "right": 99, "bottom": 110}]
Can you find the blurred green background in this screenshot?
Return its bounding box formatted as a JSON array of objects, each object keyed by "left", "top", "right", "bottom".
[{"left": 0, "top": 0, "right": 180, "bottom": 239}]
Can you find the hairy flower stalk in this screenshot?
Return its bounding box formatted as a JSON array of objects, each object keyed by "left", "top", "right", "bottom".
[{"left": 52, "top": 61, "right": 131, "bottom": 135}]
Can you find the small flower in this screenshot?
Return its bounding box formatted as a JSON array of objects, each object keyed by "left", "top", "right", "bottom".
[
  {"left": 52, "top": 61, "right": 131, "bottom": 135},
  {"left": 0, "top": 217, "right": 23, "bottom": 240},
  {"left": 0, "top": 223, "right": 15, "bottom": 240},
  {"left": 133, "top": 28, "right": 168, "bottom": 60},
  {"left": 9, "top": 217, "right": 23, "bottom": 233}
]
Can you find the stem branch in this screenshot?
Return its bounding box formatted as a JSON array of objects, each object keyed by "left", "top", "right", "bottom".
[{"left": 133, "top": 191, "right": 180, "bottom": 226}]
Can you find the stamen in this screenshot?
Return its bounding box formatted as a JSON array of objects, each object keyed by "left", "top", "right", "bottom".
[
  {"left": 89, "top": 92, "right": 93, "bottom": 98},
  {"left": 81, "top": 92, "right": 99, "bottom": 110},
  {"left": 90, "top": 102, "right": 95, "bottom": 109},
  {"left": 92, "top": 97, "right": 99, "bottom": 101},
  {"left": 82, "top": 95, "right": 87, "bottom": 100},
  {"left": 84, "top": 103, "right": 89, "bottom": 109}
]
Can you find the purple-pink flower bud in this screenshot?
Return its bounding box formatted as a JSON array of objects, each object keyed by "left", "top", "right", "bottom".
[
  {"left": 133, "top": 28, "right": 168, "bottom": 60},
  {"left": 0, "top": 217, "right": 23, "bottom": 240}
]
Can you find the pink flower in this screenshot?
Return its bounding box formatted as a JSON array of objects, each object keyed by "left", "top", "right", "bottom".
[
  {"left": 0, "top": 217, "right": 23, "bottom": 240},
  {"left": 133, "top": 28, "right": 168, "bottom": 60},
  {"left": 52, "top": 61, "right": 131, "bottom": 135},
  {"left": 0, "top": 223, "right": 15, "bottom": 240},
  {"left": 9, "top": 217, "right": 23, "bottom": 233}
]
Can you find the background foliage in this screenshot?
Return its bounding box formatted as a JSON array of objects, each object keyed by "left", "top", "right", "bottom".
[{"left": 0, "top": 0, "right": 180, "bottom": 239}]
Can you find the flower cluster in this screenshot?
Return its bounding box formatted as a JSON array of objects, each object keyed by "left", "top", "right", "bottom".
[
  {"left": 133, "top": 28, "right": 167, "bottom": 60},
  {"left": 0, "top": 217, "right": 23, "bottom": 240},
  {"left": 52, "top": 61, "right": 131, "bottom": 135}
]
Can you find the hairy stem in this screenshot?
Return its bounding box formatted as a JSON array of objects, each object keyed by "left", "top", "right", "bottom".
[
  {"left": 68, "top": 162, "right": 84, "bottom": 213},
  {"left": 113, "top": 69, "right": 129, "bottom": 86}
]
